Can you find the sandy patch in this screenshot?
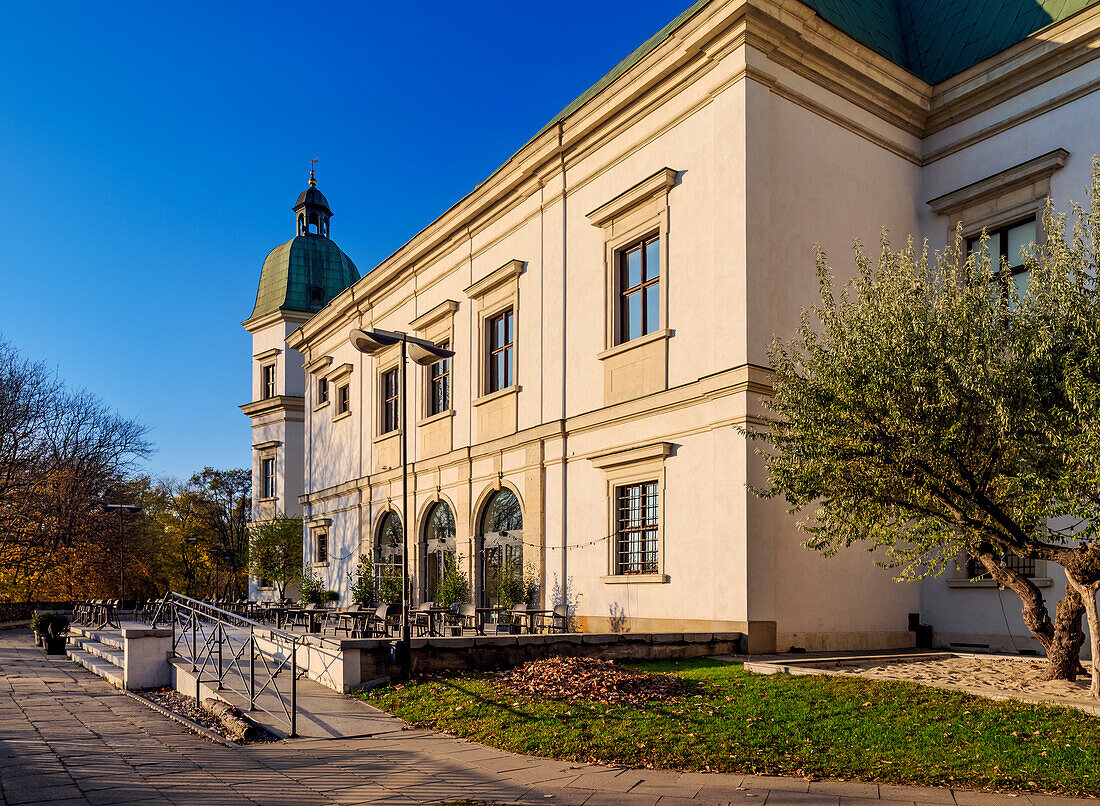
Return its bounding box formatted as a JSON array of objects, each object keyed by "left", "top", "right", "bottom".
[{"left": 821, "top": 655, "right": 1100, "bottom": 714}]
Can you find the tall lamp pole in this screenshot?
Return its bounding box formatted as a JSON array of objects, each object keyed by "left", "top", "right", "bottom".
[
  {"left": 103, "top": 502, "right": 142, "bottom": 606},
  {"left": 351, "top": 328, "right": 454, "bottom": 677}
]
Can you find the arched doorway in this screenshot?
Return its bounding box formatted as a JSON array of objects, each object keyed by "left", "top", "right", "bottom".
[
  {"left": 422, "top": 501, "right": 456, "bottom": 602},
  {"left": 375, "top": 511, "right": 403, "bottom": 605},
  {"left": 477, "top": 488, "right": 523, "bottom": 609}
]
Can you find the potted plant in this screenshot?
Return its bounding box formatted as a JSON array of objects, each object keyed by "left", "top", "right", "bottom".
[
  {"left": 38, "top": 613, "right": 69, "bottom": 655},
  {"left": 30, "top": 612, "right": 46, "bottom": 647}
]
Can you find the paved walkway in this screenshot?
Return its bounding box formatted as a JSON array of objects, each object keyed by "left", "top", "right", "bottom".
[{"left": 0, "top": 633, "right": 1089, "bottom": 806}]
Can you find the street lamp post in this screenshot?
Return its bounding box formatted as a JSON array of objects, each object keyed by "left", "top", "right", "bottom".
[
  {"left": 351, "top": 328, "right": 454, "bottom": 677},
  {"left": 103, "top": 502, "right": 142, "bottom": 607}
]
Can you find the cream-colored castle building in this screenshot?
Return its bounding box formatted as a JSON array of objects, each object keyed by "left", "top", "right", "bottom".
[{"left": 243, "top": 0, "right": 1100, "bottom": 654}]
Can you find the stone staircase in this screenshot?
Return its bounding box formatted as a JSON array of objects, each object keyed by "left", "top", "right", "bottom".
[{"left": 68, "top": 626, "right": 126, "bottom": 688}]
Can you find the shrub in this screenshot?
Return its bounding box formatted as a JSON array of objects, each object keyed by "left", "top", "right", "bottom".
[
  {"left": 435, "top": 554, "right": 469, "bottom": 609},
  {"left": 347, "top": 555, "right": 378, "bottom": 608}
]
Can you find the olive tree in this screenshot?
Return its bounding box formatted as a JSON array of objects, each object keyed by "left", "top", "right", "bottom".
[{"left": 752, "top": 164, "right": 1100, "bottom": 687}]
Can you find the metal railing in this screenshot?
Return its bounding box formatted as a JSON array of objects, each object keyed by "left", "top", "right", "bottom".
[{"left": 150, "top": 592, "right": 300, "bottom": 737}]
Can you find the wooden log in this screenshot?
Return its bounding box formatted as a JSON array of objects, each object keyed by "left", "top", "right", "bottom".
[{"left": 201, "top": 698, "right": 257, "bottom": 742}]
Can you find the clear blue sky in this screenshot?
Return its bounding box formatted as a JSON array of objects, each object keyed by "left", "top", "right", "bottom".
[{"left": 0, "top": 0, "right": 689, "bottom": 481}]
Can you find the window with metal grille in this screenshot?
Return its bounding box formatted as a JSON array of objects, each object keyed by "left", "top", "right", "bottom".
[
  {"left": 966, "top": 217, "right": 1036, "bottom": 298},
  {"left": 316, "top": 532, "right": 328, "bottom": 564},
  {"left": 967, "top": 553, "right": 1037, "bottom": 579},
  {"left": 261, "top": 363, "right": 276, "bottom": 399},
  {"left": 618, "top": 235, "right": 660, "bottom": 344},
  {"left": 428, "top": 343, "right": 451, "bottom": 416},
  {"left": 615, "top": 481, "right": 659, "bottom": 575},
  {"left": 487, "top": 309, "right": 514, "bottom": 393},
  {"left": 336, "top": 384, "right": 350, "bottom": 415},
  {"left": 260, "top": 457, "right": 276, "bottom": 499},
  {"left": 317, "top": 377, "right": 329, "bottom": 405},
  {"left": 381, "top": 368, "right": 399, "bottom": 433}
]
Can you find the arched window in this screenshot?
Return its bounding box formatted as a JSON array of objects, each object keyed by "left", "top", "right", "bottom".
[
  {"left": 423, "top": 502, "right": 456, "bottom": 602},
  {"left": 375, "top": 512, "right": 403, "bottom": 604},
  {"left": 478, "top": 489, "right": 523, "bottom": 609}
]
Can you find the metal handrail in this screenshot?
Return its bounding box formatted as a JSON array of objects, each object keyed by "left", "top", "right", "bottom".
[{"left": 150, "top": 591, "right": 299, "bottom": 737}]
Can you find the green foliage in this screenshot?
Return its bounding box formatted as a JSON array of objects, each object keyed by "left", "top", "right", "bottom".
[
  {"left": 359, "top": 661, "right": 1100, "bottom": 796},
  {"left": 378, "top": 563, "right": 402, "bottom": 605},
  {"left": 297, "top": 566, "right": 326, "bottom": 606},
  {"left": 33, "top": 612, "right": 68, "bottom": 637},
  {"left": 347, "top": 554, "right": 377, "bottom": 608},
  {"left": 496, "top": 559, "right": 525, "bottom": 610},
  {"left": 434, "top": 554, "right": 469, "bottom": 609},
  {"left": 753, "top": 161, "right": 1100, "bottom": 587},
  {"left": 248, "top": 514, "right": 303, "bottom": 599}
]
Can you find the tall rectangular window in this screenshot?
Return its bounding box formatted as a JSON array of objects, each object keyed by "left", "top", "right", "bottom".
[
  {"left": 966, "top": 218, "right": 1036, "bottom": 297},
  {"left": 381, "top": 368, "right": 399, "bottom": 433},
  {"left": 317, "top": 377, "right": 329, "bottom": 405},
  {"left": 316, "top": 532, "right": 328, "bottom": 564},
  {"left": 261, "top": 364, "right": 276, "bottom": 399},
  {"left": 618, "top": 235, "right": 660, "bottom": 344},
  {"left": 260, "top": 457, "right": 276, "bottom": 499},
  {"left": 615, "top": 481, "right": 658, "bottom": 575},
  {"left": 487, "top": 308, "right": 514, "bottom": 393},
  {"left": 428, "top": 342, "right": 451, "bottom": 416},
  {"left": 336, "top": 384, "right": 350, "bottom": 415}
]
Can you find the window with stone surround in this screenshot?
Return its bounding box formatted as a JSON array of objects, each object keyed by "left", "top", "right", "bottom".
[
  {"left": 487, "top": 308, "right": 514, "bottom": 394},
  {"left": 618, "top": 234, "right": 661, "bottom": 344},
  {"left": 260, "top": 457, "right": 276, "bottom": 500},
  {"left": 317, "top": 376, "right": 329, "bottom": 406},
  {"left": 428, "top": 343, "right": 451, "bottom": 417},
  {"left": 615, "top": 481, "right": 659, "bottom": 575},
  {"left": 381, "top": 367, "right": 399, "bottom": 433},
  {"left": 315, "top": 531, "right": 328, "bottom": 565},
  {"left": 966, "top": 217, "right": 1036, "bottom": 296},
  {"left": 336, "top": 383, "right": 350, "bottom": 415},
  {"left": 260, "top": 363, "right": 276, "bottom": 400}
]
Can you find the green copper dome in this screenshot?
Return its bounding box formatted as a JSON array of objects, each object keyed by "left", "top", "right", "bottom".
[
  {"left": 249, "top": 235, "right": 360, "bottom": 321},
  {"left": 247, "top": 173, "right": 360, "bottom": 323}
]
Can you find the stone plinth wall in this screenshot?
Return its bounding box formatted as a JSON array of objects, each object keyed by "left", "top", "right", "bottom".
[{"left": 356, "top": 632, "right": 746, "bottom": 683}]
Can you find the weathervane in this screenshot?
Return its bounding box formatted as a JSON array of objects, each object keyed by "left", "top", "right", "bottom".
[{"left": 309, "top": 158, "right": 318, "bottom": 186}]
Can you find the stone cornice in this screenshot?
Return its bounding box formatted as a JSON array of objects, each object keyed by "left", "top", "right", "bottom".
[
  {"left": 242, "top": 308, "right": 312, "bottom": 335},
  {"left": 410, "top": 299, "right": 459, "bottom": 332},
  {"left": 586, "top": 168, "right": 678, "bottom": 228},
  {"left": 240, "top": 395, "right": 305, "bottom": 419},
  {"left": 926, "top": 149, "right": 1069, "bottom": 217},
  {"left": 464, "top": 260, "right": 525, "bottom": 300},
  {"left": 588, "top": 441, "right": 674, "bottom": 470}
]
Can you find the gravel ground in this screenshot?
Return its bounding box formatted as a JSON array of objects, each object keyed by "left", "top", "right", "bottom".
[{"left": 138, "top": 687, "right": 279, "bottom": 743}]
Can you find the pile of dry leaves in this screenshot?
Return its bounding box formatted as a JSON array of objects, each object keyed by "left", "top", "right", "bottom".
[{"left": 499, "top": 656, "right": 692, "bottom": 706}]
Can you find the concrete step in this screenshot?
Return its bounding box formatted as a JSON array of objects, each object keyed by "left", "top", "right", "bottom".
[
  {"left": 70, "top": 636, "right": 124, "bottom": 668},
  {"left": 68, "top": 647, "right": 125, "bottom": 688},
  {"left": 72, "top": 627, "right": 125, "bottom": 652}
]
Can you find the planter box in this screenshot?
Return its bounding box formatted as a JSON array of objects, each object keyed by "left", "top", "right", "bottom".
[{"left": 44, "top": 636, "right": 66, "bottom": 655}]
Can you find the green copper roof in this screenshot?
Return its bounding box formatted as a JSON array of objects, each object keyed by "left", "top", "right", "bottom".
[
  {"left": 249, "top": 235, "right": 359, "bottom": 322},
  {"left": 802, "top": 0, "right": 1096, "bottom": 84}
]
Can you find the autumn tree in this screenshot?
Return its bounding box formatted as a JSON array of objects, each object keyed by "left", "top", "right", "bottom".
[
  {"left": 183, "top": 467, "right": 251, "bottom": 598},
  {"left": 0, "top": 338, "right": 152, "bottom": 600},
  {"left": 752, "top": 166, "right": 1100, "bottom": 686},
  {"left": 248, "top": 514, "right": 302, "bottom": 599}
]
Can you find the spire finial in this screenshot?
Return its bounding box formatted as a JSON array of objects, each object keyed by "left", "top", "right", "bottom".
[{"left": 309, "top": 158, "right": 318, "bottom": 187}]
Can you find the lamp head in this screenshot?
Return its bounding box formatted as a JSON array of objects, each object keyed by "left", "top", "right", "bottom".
[{"left": 350, "top": 328, "right": 400, "bottom": 354}]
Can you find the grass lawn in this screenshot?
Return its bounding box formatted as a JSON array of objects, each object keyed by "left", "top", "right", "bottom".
[{"left": 355, "top": 659, "right": 1100, "bottom": 796}]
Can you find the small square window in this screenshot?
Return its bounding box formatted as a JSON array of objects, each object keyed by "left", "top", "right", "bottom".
[
  {"left": 381, "top": 368, "right": 399, "bottom": 433},
  {"left": 487, "top": 309, "right": 514, "bottom": 394},
  {"left": 615, "top": 481, "right": 658, "bottom": 575},
  {"left": 336, "top": 384, "right": 350, "bottom": 415},
  {"left": 260, "top": 364, "right": 276, "bottom": 400},
  {"left": 317, "top": 377, "right": 329, "bottom": 405},
  {"left": 260, "top": 457, "right": 276, "bottom": 499}
]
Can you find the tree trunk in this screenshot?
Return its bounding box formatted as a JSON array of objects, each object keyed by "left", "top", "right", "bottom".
[
  {"left": 1064, "top": 574, "right": 1100, "bottom": 698},
  {"left": 1044, "top": 586, "right": 1087, "bottom": 681},
  {"left": 976, "top": 547, "right": 1085, "bottom": 680}
]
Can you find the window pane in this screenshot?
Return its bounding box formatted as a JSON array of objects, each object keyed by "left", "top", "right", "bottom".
[
  {"left": 494, "top": 315, "right": 504, "bottom": 349},
  {"left": 626, "top": 290, "right": 642, "bottom": 341},
  {"left": 503, "top": 346, "right": 513, "bottom": 387},
  {"left": 645, "top": 283, "right": 659, "bottom": 334},
  {"left": 1006, "top": 220, "right": 1036, "bottom": 270},
  {"left": 645, "top": 238, "right": 660, "bottom": 282},
  {"left": 968, "top": 233, "right": 998, "bottom": 265},
  {"left": 1012, "top": 270, "right": 1030, "bottom": 297},
  {"left": 504, "top": 310, "right": 512, "bottom": 345},
  {"left": 627, "top": 246, "right": 642, "bottom": 289}
]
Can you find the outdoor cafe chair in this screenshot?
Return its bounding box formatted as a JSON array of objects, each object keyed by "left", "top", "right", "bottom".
[
  {"left": 536, "top": 604, "right": 570, "bottom": 633},
  {"left": 412, "top": 601, "right": 435, "bottom": 637},
  {"left": 496, "top": 603, "right": 529, "bottom": 634},
  {"left": 452, "top": 603, "right": 483, "bottom": 635},
  {"left": 367, "top": 604, "right": 395, "bottom": 637}
]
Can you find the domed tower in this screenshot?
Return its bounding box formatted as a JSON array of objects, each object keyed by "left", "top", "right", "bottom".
[{"left": 241, "top": 171, "right": 360, "bottom": 600}]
